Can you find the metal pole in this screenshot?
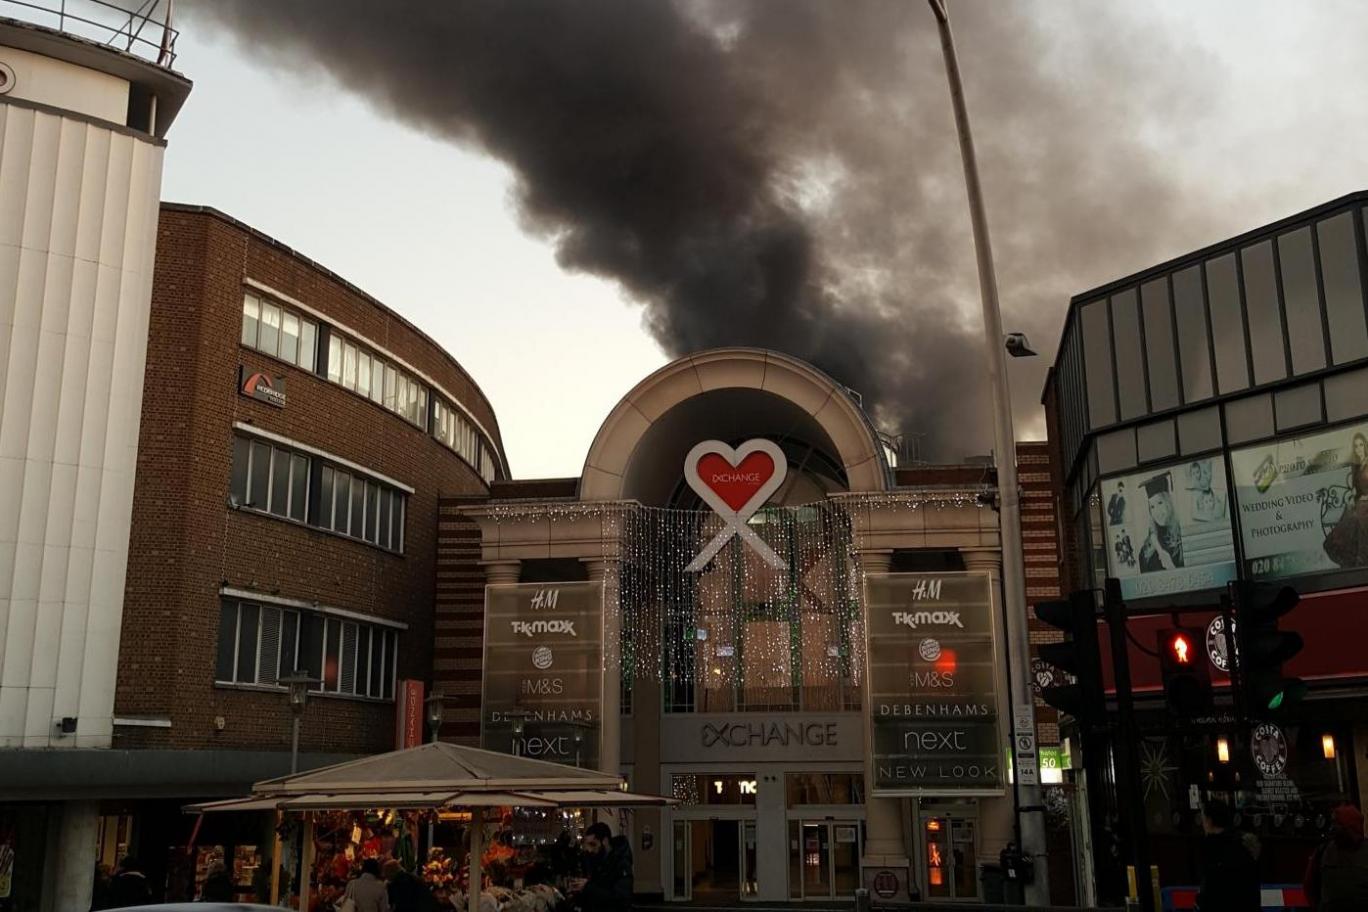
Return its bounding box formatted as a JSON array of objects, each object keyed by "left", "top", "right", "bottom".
[
  {"left": 291, "top": 716, "right": 301, "bottom": 775},
  {"left": 926, "top": 1, "right": 1048, "bottom": 903},
  {"left": 469, "top": 807, "right": 484, "bottom": 912},
  {"left": 1104, "top": 579, "right": 1154, "bottom": 912}
]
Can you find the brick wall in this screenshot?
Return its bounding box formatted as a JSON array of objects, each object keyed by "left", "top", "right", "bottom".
[
  {"left": 115, "top": 206, "right": 498, "bottom": 756},
  {"left": 1018, "top": 441, "right": 1065, "bottom": 745}
]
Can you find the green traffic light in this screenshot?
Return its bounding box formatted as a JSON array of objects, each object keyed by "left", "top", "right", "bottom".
[{"left": 1268, "top": 691, "right": 1284, "bottom": 711}]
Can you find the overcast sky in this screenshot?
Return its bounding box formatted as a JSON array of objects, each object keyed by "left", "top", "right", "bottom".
[{"left": 162, "top": 2, "right": 1368, "bottom": 479}]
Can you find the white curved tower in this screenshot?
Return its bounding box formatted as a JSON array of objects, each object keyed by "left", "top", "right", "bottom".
[{"left": 0, "top": 6, "right": 189, "bottom": 755}]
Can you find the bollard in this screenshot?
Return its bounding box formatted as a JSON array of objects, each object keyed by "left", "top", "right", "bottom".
[{"left": 855, "top": 887, "right": 872, "bottom": 912}]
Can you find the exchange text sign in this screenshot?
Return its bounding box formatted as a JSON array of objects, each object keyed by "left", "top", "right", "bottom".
[
  {"left": 481, "top": 582, "right": 603, "bottom": 768},
  {"left": 865, "top": 572, "right": 1005, "bottom": 796}
]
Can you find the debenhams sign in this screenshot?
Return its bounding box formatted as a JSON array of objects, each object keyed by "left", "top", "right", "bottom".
[{"left": 864, "top": 572, "right": 1005, "bottom": 797}]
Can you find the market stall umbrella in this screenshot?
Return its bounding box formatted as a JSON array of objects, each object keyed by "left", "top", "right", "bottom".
[{"left": 187, "top": 742, "right": 674, "bottom": 911}]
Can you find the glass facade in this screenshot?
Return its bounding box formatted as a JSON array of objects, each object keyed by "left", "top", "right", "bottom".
[{"left": 1052, "top": 197, "right": 1368, "bottom": 598}]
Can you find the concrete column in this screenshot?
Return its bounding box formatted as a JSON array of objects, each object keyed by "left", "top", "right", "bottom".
[
  {"left": 856, "top": 550, "right": 912, "bottom": 899},
  {"left": 482, "top": 560, "right": 521, "bottom": 585},
  {"left": 583, "top": 558, "right": 621, "bottom": 777},
  {"left": 52, "top": 801, "right": 98, "bottom": 912}
]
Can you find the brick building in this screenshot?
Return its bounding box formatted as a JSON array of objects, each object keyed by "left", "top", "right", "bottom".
[{"left": 0, "top": 204, "right": 507, "bottom": 907}]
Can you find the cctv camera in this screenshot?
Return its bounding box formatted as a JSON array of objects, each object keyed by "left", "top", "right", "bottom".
[{"left": 1004, "top": 333, "right": 1037, "bottom": 358}]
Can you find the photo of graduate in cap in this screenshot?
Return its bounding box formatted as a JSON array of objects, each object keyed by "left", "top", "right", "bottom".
[{"left": 1139, "top": 472, "right": 1184, "bottom": 572}]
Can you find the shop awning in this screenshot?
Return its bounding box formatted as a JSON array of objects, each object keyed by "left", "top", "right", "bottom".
[
  {"left": 279, "top": 791, "right": 462, "bottom": 810},
  {"left": 185, "top": 796, "right": 284, "bottom": 813}
]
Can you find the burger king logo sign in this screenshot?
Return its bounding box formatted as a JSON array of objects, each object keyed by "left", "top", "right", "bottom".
[{"left": 683, "top": 439, "right": 788, "bottom": 572}]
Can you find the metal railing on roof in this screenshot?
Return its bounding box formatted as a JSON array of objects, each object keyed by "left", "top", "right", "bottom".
[{"left": 1, "top": 0, "right": 178, "bottom": 66}]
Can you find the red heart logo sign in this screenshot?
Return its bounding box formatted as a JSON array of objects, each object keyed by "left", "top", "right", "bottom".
[{"left": 696, "top": 451, "right": 777, "bottom": 513}]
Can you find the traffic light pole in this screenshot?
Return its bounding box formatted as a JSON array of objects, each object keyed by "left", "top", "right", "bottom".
[{"left": 1104, "top": 578, "right": 1155, "bottom": 912}]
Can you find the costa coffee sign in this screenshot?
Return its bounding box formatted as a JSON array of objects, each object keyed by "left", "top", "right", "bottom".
[
  {"left": 239, "top": 366, "right": 286, "bottom": 407},
  {"left": 683, "top": 439, "right": 787, "bottom": 571}
]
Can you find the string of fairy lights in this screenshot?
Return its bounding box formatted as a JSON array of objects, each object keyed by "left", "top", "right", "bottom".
[{"left": 484, "top": 489, "right": 993, "bottom": 692}]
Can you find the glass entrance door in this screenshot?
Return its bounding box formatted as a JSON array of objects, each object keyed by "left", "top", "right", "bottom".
[
  {"left": 921, "top": 816, "right": 979, "bottom": 901},
  {"left": 789, "top": 821, "right": 863, "bottom": 900},
  {"left": 672, "top": 820, "right": 691, "bottom": 901}
]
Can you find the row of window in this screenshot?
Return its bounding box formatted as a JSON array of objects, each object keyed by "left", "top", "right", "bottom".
[
  {"left": 242, "top": 293, "right": 319, "bottom": 372},
  {"left": 216, "top": 599, "right": 399, "bottom": 700},
  {"left": 1076, "top": 206, "right": 1368, "bottom": 433},
  {"left": 240, "top": 291, "right": 500, "bottom": 484},
  {"left": 326, "top": 333, "right": 430, "bottom": 428},
  {"left": 230, "top": 436, "right": 407, "bottom": 553}
]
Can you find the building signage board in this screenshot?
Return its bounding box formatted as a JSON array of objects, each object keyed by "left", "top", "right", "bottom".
[
  {"left": 864, "top": 572, "right": 1004, "bottom": 796},
  {"left": 683, "top": 438, "right": 788, "bottom": 571},
  {"left": 1230, "top": 420, "right": 1368, "bottom": 581},
  {"left": 1100, "top": 457, "right": 1237, "bottom": 600},
  {"left": 660, "top": 713, "right": 862, "bottom": 763},
  {"left": 481, "top": 582, "right": 603, "bottom": 768},
  {"left": 238, "top": 365, "right": 286, "bottom": 407},
  {"left": 395, "top": 679, "right": 425, "bottom": 750}
]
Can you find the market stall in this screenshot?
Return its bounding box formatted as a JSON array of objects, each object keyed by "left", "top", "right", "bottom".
[{"left": 189, "top": 742, "right": 672, "bottom": 911}]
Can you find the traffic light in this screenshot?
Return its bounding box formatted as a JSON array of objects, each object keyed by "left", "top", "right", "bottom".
[
  {"left": 1034, "top": 589, "right": 1105, "bottom": 728},
  {"left": 1157, "top": 627, "right": 1212, "bottom": 719},
  {"left": 1235, "top": 583, "right": 1305, "bottom": 717}
]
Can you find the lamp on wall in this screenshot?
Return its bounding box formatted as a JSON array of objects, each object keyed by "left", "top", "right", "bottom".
[
  {"left": 1216, "top": 738, "right": 1231, "bottom": 764},
  {"left": 1322, "top": 733, "right": 1337, "bottom": 760},
  {"left": 425, "top": 691, "right": 445, "bottom": 743}
]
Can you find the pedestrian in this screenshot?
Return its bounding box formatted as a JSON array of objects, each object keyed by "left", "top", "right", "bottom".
[
  {"left": 1195, "top": 800, "right": 1259, "bottom": 911},
  {"left": 567, "top": 822, "right": 633, "bottom": 912},
  {"left": 341, "top": 858, "right": 391, "bottom": 912},
  {"left": 383, "top": 859, "right": 438, "bottom": 912},
  {"left": 107, "top": 857, "right": 153, "bottom": 909},
  {"left": 200, "top": 859, "right": 234, "bottom": 902},
  {"left": 1304, "top": 803, "right": 1368, "bottom": 911}
]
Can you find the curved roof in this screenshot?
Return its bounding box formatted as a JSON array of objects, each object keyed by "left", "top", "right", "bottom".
[{"left": 580, "top": 347, "right": 890, "bottom": 501}]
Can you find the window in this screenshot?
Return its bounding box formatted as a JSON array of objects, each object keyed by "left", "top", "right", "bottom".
[
  {"left": 1140, "top": 278, "right": 1180, "bottom": 411},
  {"left": 1173, "top": 265, "right": 1214, "bottom": 403},
  {"left": 240, "top": 292, "right": 317, "bottom": 371},
  {"left": 1205, "top": 253, "right": 1249, "bottom": 394},
  {"left": 1080, "top": 299, "right": 1116, "bottom": 427},
  {"left": 324, "top": 331, "right": 430, "bottom": 429},
  {"left": 1316, "top": 212, "right": 1368, "bottom": 365},
  {"left": 1241, "top": 241, "right": 1288, "bottom": 385},
  {"left": 231, "top": 437, "right": 310, "bottom": 520},
  {"left": 216, "top": 599, "right": 398, "bottom": 700},
  {"left": 786, "top": 773, "right": 865, "bottom": 807},
  {"left": 671, "top": 774, "right": 757, "bottom": 806},
  {"left": 230, "top": 435, "right": 407, "bottom": 553},
  {"left": 1109, "top": 288, "right": 1147, "bottom": 419},
  {"left": 315, "top": 463, "right": 406, "bottom": 553},
  {"left": 1278, "top": 227, "right": 1327, "bottom": 375},
  {"left": 433, "top": 398, "right": 499, "bottom": 483}
]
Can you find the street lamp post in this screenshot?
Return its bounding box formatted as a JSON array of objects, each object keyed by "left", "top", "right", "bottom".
[
  {"left": 279, "top": 671, "right": 319, "bottom": 775},
  {"left": 926, "top": 1, "right": 1049, "bottom": 903},
  {"left": 425, "top": 691, "right": 445, "bottom": 744}
]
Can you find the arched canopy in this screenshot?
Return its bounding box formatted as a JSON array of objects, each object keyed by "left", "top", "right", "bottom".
[{"left": 580, "top": 348, "right": 889, "bottom": 505}]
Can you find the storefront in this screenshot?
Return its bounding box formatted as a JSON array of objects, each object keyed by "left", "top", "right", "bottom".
[{"left": 460, "top": 348, "right": 1028, "bottom": 904}]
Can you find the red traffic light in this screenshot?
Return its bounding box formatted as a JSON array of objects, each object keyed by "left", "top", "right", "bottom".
[{"left": 1169, "top": 632, "right": 1194, "bottom": 665}]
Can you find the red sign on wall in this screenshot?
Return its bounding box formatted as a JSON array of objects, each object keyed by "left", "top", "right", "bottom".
[{"left": 395, "top": 679, "right": 425, "bottom": 749}]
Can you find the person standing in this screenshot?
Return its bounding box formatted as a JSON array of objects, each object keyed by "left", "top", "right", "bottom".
[
  {"left": 107, "top": 857, "right": 153, "bottom": 909},
  {"left": 342, "top": 858, "right": 392, "bottom": 912},
  {"left": 1304, "top": 804, "right": 1368, "bottom": 911},
  {"left": 568, "top": 822, "right": 633, "bottom": 912},
  {"left": 383, "top": 859, "right": 438, "bottom": 912},
  {"left": 200, "top": 860, "right": 234, "bottom": 902},
  {"left": 1196, "top": 801, "right": 1259, "bottom": 911}
]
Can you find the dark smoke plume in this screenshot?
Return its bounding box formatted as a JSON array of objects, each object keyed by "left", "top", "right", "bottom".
[{"left": 185, "top": 0, "right": 1228, "bottom": 462}]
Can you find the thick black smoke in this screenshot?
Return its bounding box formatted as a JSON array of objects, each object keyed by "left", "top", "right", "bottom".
[{"left": 185, "top": 0, "right": 1227, "bottom": 462}]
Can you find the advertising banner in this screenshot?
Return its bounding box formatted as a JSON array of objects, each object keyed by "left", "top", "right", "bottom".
[
  {"left": 1231, "top": 420, "right": 1368, "bottom": 580},
  {"left": 481, "top": 582, "right": 603, "bottom": 768},
  {"left": 864, "top": 572, "right": 1004, "bottom": 796},
  {"left": 394, "top": 679, "right": 425, "bottom": 750},
  {"left": 1100, "top": 457, "right": 1237, "bottom": 600}
]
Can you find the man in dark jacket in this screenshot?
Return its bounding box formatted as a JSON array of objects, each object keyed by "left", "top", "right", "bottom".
[
  {"left": 107, "top": 857, "right": 153, "bottom": 909},
  {"left": 1196, "top": 801, "right": 1259, "bottom": 911},
  {"left": 1304, "top": 803, "right": 1368, "bottom": 911},
  {"left": 383, "top": 859, "right": 439, "bottom": 912},
  {"left": 571, "top": 822, "right": 633, "bottom": 912}
]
